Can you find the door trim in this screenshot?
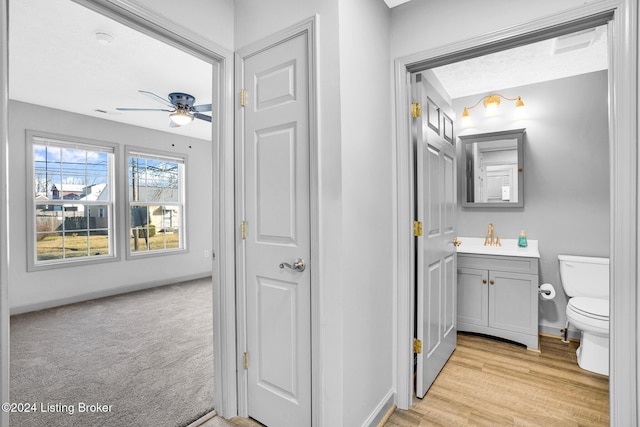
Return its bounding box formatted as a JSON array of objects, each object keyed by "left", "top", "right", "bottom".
[
  {"left": 235, "top": 15, "right": 319, "bottom": 425},
  {"left": 0, "top": 2, "right": 8, "bottom": 425},
  {"left": 392, "top": 2, "right": 637, "bottom": 425}
]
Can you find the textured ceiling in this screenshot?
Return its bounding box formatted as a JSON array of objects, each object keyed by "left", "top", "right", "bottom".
[
  {"left": 9, "top": 0, "right": 213, "bottom": 141},
  {"left": 433, "top": 26, "right": 608, "bottom": 99}
]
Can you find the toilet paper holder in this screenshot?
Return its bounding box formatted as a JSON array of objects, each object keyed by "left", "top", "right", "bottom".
[
  {"left": 538, "top": 283, "right": 556, "bottom": 300},
  {"left": 538, "top": 286, "right": 552, "bottom": 295}
]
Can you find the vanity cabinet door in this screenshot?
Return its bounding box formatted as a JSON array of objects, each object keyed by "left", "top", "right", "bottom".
[
  {"left": 488, "top": 270, "right": 537, "bottom": 335},
  {"left": 457, "top": 267, "right": 489, "bottom": 327}
]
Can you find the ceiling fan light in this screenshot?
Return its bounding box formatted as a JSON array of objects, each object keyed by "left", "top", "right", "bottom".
[{"left": 170, "top": 110, "right": 194, "bottom": 126}]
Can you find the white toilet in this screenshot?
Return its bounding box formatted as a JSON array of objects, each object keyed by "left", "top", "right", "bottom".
[{"left": 558, "top": 254, "right": 609, "bottom": 376}]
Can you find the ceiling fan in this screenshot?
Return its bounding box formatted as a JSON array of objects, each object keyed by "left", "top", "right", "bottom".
[{"left": 117, "top": 90, "right": 212, "bottom": 127}]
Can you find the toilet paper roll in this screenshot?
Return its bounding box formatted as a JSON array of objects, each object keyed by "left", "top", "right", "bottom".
[{"left": 539, "top": 283, "right": 556, "bottom": 300}]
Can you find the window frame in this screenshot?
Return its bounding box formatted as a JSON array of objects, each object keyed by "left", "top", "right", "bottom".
[
  {"left": 26, "top": 130, "right": 119, "bottom": 271},
  {"left": 125, "top": 146, "right": 187, "bottom": 259}
]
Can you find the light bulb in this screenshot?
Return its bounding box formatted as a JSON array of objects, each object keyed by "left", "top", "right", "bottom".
[
  {"left": 483, "top": 94, "right": 501, "bottom": 116},
  {"left": 461, "top": 107, "right": 473, "bottom": 128},
  {"left": 514, "top": 96, "right": 527, "bottom": 120},
  {"left": 170, "top": 111, "right": 194, "bottom": 126}
]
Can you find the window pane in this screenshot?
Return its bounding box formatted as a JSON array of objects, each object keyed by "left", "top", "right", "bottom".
[
  {"left": 36, "top": 232, "right": 63, "bottom": 261},
  {"left": 87, "top": 150, "right": 108, "bottom": 176},
  {"left": 130, "top": 157, "right": 180, "bottom": 203},
  {"left": 31, "top": 137, "right": 114, "bottom": 267},
  {"left": 63, "top": 206, "right": 86, "bottom": 231},
  {"left": 88, "top": 234, "right": 109, "bottom": 256},
  {"left": 35, "top": 205, "right": 63, "bottom": 234},
  {"left": 128, "top": 152, "right": 184, "bottom": 256},
  {"left": 61, "top": 148, "right": 87, "bottom": 173},
  {"left": 87, "top": 205, "right": 109, "bottom": 230},
  {"left": 129, "top": 157, "right": 147, "bottom": 202},
  {"left": 64, "top": 232, "right": 88, "bottom": 258},
  {"left": 165, "top": 227, "right": 180, "bottom": 250},
  {"left": 130, "top": 226, "right": 150, "bottom": 252}
]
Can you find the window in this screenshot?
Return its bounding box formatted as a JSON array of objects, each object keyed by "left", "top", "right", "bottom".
[
  {"left": 127, "top": 149, "right": 186, "bottom": 256},
  {"left": 28, "top": 132, "right": 116, "bottom": 269}
]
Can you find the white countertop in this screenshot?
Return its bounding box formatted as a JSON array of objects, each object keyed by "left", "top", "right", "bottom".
[{"left": 456, "top": 237, "right": 540, "bottom": 258}]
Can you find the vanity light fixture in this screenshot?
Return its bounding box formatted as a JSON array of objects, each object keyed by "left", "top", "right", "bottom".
[{"left": 461, "top": 93, "right": 526, "bottom": 127}]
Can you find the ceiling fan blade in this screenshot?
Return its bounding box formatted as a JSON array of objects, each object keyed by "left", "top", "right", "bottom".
[
  {"left": 192, "top": 103, "right": 212, "bottom": 112},
  {"left": 139, "top": 90, "right": 175, "bottom": 108},
  {"left": 194, "top": 113, "right": 212, "bottom": 122},
  {"left": 116, "top": 107, "right": 173, "bottom": 112}
]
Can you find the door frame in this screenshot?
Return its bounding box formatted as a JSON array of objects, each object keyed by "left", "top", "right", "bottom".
[
  {"left": 234, "top": 16, "right": 320, "bottom": 425},
  {"left": 0, "top": 0, "right": 238, "bottom": 423},
  {"left": 393, "top": 1, "right": 637, "bottom": 425}
]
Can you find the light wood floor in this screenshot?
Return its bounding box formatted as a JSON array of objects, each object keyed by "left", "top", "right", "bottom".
[
  {"left": 386, "top": 333, "right": 609, "bottom": 426},
  {"left": 206, "top": 333, "right": 609, "bottom": 427}
]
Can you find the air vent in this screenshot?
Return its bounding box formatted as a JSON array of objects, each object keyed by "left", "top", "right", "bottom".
[{"left": 551, "top": 27, "right": 603, "bottom": 55}]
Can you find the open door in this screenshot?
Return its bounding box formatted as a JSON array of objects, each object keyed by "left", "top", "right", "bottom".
[{"left": 413, "top": 70, "right": 457, "bottom": 397}]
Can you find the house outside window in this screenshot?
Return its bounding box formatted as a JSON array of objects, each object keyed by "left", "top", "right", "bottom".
[
  {"left": 28, "top": 132, "right": 117, "bottom": 270},
  {"left": 127, "top": 148, "right": 186, "bottom": 256}
]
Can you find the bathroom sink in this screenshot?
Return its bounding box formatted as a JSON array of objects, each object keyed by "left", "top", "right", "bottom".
[{"left": 455, "top": 237, "right": 540, "bottom": 258}]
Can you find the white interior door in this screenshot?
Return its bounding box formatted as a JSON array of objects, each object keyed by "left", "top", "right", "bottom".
[
  {"left": 413, "top": 70, "right": 457, "bottom": 398},
  {"left": 239, "top": 29, "right": 311, "bottom": 427}
]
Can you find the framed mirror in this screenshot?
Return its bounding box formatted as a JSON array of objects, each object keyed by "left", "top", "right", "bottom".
[{"left": 459, "top": 128, "right": 525, "bottom": 208}]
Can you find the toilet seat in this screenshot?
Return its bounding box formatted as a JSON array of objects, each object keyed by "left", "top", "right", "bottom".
[
  {"left": 567, "top": 297, "right": 609, "bottom": 336},
  {"left": 568, "top": 297, "right": 609, "bottom": 320}
]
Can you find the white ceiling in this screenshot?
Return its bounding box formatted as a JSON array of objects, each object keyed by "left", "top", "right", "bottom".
[
  {"left": 9, "top": 0, "right": 607, "bottom": 138},
  {"left": 432, "top": 26, "right": 608, "bottom": 99},
  {"left": 9, "top": 0, "right": 213, "bottom": 141}
]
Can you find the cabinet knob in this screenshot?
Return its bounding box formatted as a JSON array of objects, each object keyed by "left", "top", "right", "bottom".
[
  {"left": 482, "top": 279, "right": 487, "bottom": 284},
  {"left": 490, "top": 280, "right": 495, "bottom": 285}
]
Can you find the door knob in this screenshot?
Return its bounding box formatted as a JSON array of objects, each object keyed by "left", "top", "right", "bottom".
[{"left": 279, "top": 258, "right": 306, "bottom": 272}]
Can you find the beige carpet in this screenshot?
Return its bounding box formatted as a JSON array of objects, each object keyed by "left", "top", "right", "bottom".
[{"left": 10, "top": 277, "right": 214, "bottom": 427}]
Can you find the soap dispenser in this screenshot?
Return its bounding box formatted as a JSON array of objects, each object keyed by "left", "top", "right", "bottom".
[{"left": 518, "top": 229, "right": 528, "bottom": 248}]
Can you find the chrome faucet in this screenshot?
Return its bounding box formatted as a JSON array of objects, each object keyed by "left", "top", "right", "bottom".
[{"left": 484, "top": 223, "right": 495, "bottom": 246}]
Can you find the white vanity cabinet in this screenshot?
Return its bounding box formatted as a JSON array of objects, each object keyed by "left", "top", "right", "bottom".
[{"left": 457, "top": 253, "right": 539, "bottom": 350}]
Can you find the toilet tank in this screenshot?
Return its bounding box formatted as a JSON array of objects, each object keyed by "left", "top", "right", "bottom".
[{"left": 558, "top": 254, "right": 609, "bottom": 298}]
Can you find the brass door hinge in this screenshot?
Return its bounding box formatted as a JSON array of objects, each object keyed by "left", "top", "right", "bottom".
[
  {"left": 413, "top": 221, "right": 423, "bottom": 237},
  {"left": 411, "top": 102, "right": 421, "bottom": 118},
  {"left": 414, "top": 338, "right": 422, "bottom": 354},
  {"left": 243, "top": 352, "right": 248, "bottom": 369},
  {"left": 241, "top": 221, "right": 247, "bottom": 239},
  {"left": 241, "top": 89, "right": 246, "bottom": 107}
]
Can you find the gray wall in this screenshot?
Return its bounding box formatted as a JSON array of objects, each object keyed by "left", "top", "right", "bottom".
[
  {"left": 454, "top": 70, "right": 610, "bottom": 336},
  {"left": 9, "top": 100, "right": 213, "bottom": 313}
]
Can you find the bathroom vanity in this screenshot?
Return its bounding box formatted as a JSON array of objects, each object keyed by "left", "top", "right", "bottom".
[{"left": 456, "top": 237, "right": 540, "bottom": 350}]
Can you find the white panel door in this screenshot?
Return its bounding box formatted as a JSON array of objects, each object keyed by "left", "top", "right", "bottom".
[
  {"left": 240, "top": 30, "right": 311, "bottom": 427},
  {"left": 414, "top": 70, "right": 457, "bottom": 398}
]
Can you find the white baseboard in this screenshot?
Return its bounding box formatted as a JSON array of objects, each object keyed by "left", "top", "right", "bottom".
[
  {"left": 10, "top": 272, "right": 211, "bottom": 315},
  {"left": 363, "top": 389, "right": 395, "bottom": 427}
]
